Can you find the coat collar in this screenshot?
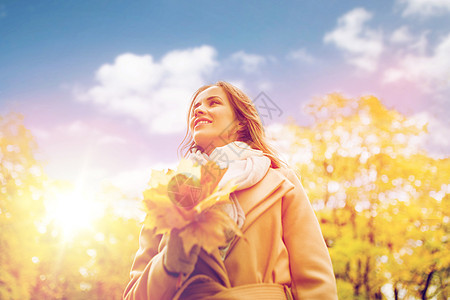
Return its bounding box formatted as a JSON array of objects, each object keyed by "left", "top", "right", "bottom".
[
  {"left": 236, "top": 168, "right": 286, "bottom": 220},
  {"left": 225, "top": 168, "right": 295, "bottom": 257}
]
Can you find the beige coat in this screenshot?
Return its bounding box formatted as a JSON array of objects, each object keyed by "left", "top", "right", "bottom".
[{"left": 123, "top": 167, "right": 338, "bottom": 299}]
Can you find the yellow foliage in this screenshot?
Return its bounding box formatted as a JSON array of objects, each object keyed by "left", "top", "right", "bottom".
[
  {"left": 142, "top": 159, "right": 239, "bottom": 255},
  {"left": 282, "top": 94, "right": 449, "bottom": 299}
]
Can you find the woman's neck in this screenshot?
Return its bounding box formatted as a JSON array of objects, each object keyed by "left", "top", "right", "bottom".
[
  {"left": 202, "top": 144, "right": 216, "bottom": 156},
  {"left": 201, "top": 140, "right": 237, "bottom": 156}
]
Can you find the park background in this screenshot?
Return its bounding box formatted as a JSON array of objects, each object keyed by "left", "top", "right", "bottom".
[{"left": 1, "top": 1, "right": 449, "bottom": 299}]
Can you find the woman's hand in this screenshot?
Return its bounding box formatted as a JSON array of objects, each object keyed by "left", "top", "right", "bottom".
[{"left": 163, "top": 228, "right": 200, "bottom": 276}]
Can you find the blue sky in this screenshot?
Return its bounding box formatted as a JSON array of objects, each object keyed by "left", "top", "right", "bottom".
[{"left": 1, "top": 0, "right": 449, "bottom": 212}]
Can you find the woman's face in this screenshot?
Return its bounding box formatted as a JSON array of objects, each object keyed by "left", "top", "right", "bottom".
[{"left": 190, "top": 86, "right": 240, "bottom": 154}]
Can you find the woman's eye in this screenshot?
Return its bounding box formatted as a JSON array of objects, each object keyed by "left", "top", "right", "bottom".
[{"left": 210, "top": 100, "right": 219, "bottom": 105}]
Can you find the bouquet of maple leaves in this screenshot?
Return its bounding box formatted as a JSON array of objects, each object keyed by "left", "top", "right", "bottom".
[{"left": 142, "top": 159, "right": 241, "bottom": 257}]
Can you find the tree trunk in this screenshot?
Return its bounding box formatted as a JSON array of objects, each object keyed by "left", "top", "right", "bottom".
[
  {"left": 421, "top": 270, "right": 434, "bottom": 300},
  {"left": 354, "top": 259, "right": 361, "bottom": 296},
  {"left": 364, "top": 256, "right": 371, "bottom": 297}
]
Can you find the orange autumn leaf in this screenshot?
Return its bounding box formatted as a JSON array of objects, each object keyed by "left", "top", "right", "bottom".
[
  {"left": 179, "top": 208, "right": 242, "bottom": 255},
  {"left": 199, "top": 160, "right": 228, "bottom": 201},
  {"left": 193, "top": 179, "right": 237, "bottom": 214},
  {"left": 142, "top": 185, "right": 193, "bottom": 233},
  {"left": 167, "top": 173, "right": 201, "bottom": 209},
  {"left": 142, "top": 159, "right": 239, "bottom": 255}
]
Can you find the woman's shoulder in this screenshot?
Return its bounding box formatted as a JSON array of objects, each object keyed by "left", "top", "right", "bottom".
[{"left": 271, "top": 165, "right": 302, "bottom": 183}]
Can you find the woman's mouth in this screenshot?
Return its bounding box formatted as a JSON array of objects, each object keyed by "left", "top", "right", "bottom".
[{"left": 194, "top": 119, "right": 212, "bottom": 129}]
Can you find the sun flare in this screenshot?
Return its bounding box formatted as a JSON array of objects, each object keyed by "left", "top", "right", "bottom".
[{"left": 44, "top": 184, "right": 104, "bottom": 240}]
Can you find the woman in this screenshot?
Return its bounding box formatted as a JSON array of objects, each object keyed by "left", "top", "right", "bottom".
[{"left": 123, "top": 82, "right": 338, "bottom": 299}]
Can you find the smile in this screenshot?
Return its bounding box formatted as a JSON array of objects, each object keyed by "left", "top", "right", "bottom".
[{"left": 194, "top": 118, "right": 212, "bottom": 129}]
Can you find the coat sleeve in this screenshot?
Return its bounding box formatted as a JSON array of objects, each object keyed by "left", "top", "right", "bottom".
[
  {"left": 123, "top": 226, "right": 179, "bottom": 300},
  {"left": 281, "top": 168, "right": 338, "bottom": 300}
]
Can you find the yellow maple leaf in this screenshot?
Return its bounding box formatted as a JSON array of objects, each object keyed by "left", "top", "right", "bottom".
[
  {"left": 142, "top": 159, "right": 241, "bottom": 255},
  {"left": 142, "top": 187, "right": 192, "bottom": 233},
  {"left": 199, "top": 160, "right": 228, "bottom": 200},
  {"left": 193, "top": 179, "right": 238, "bottom": 213},
  {"left": 147, "top": 168, "right": 174, "bottom": 189},
  {"left": 176, "top": 159, "right": 201, "bottom": 178},
  {"left": 179, "top": 208, "right": 242, "bottom": 255}
]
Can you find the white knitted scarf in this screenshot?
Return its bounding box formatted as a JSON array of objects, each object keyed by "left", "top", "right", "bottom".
[{"left": 187, "top": 141, "right": 271, "bottom": 230}]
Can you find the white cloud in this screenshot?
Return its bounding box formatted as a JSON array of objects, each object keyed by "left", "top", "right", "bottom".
[
  {"left": 390, "top": 26, "right": 414, "bottom": 44},
  {"left": 30, "top": 128, "right": 50, "bottom": 140},
  {"left": 226, "top": 79, "right": 247, "bottom": 92},
  {"left": 98, "top": 135, "right": 126, "bottom": 146},
  {"left": 408, "top": 31, "right": 430, "bottom": 54},
  {"left": 324, "top": 8, "right": 384, "bottom": 72},
  {"left": 390, "top": 28, "right": 429, "bottom": 57},
  {"left": 256, "top": 81, "right": 273, "bottom": 92},
  {"left": 230, "top": 51, "right": 267, "bottom": 73},
  {"left": 383, "top": 33, "right": 450, "bottom": 92},
  {"left": 60, "top": 120, "right": 126, "bottom": 145},
  {"left": 104, "top": 159, "right": 176, "bottom": 193},
  {"left": 31, "top": 120, "right": 126, "bottom": 146},
  {"left": 287, "top": 48, "right": 316, "bottom": 64},
  {"left": 67, "top": 120, "right": 89, "bottom": 133},
  {"left": 77, "top": 45, "right": 218, "bottom": 134},
  {"left": 103, "top": 167, "right": 151, "bottom": 198},
  {"left": 398, "top": 0, "right": 450, "bottom": 17},
  {"left": 410, "top": 112, "right": 450, "bottom": 158}
]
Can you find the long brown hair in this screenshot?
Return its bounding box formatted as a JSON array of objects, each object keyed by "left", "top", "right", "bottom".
[{"left": 178, "top": 81, "right": 285, "bottom": 168}]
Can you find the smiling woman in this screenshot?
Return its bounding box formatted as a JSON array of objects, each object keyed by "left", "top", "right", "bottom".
[{"left": 124, "top": 81, "right": 338, "bottom": 300}]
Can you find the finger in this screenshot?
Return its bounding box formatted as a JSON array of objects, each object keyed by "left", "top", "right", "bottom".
[
  {"left": 178, "top": 262, "right": 196, "bottom": 275},
  {"left": 170, "top": 228, "right": 181, "bottom": 239},
  {"left": 189, "top": 244, "right": 201, "bottom": 257}
]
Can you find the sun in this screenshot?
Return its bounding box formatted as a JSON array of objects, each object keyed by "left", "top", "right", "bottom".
[{"left": 44, "top": 183, "right": 104, "bottom": 240}]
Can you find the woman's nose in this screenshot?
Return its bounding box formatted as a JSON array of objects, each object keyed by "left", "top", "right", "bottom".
[{"left": 194, "top": 105, "right": 206, "bottom": 117}]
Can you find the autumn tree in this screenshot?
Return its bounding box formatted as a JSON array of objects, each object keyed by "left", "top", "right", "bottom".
[
  {"left": 31, "top": 207, "right": 140, "bottom": 300},
  {"left": 274, "top": 94, "right": 449, "bottom": 299},
  {"left": 81, "top": 209, "right": 140, "bottom": 300},
  {"left": 0, "top": 113, "right": 141, "bottom": 299},
  {"left": 0, "top": 113, "right": 46, "bottom": 299}
]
